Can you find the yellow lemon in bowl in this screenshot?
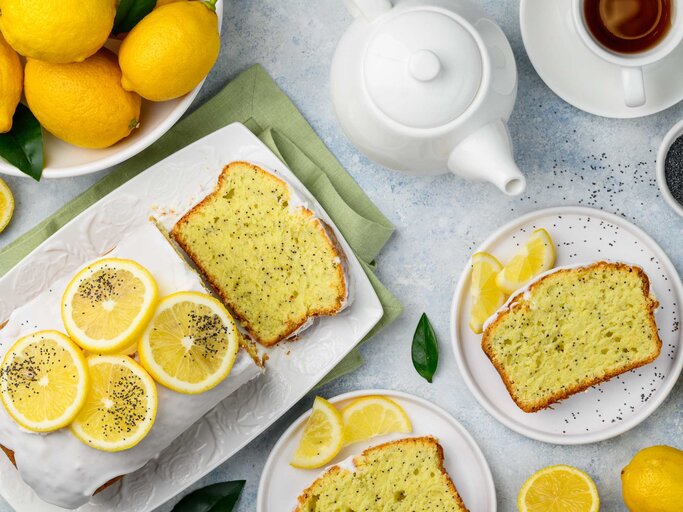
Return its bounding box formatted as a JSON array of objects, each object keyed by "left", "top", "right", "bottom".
[
  {"left": 0, "top": 34, "right": 22, "bottom": 133},
  {"left": 622, "top": 445, "right": 683, "bottom": 512},
  {"left": 155, "top": 0, "right": 184, "bottom": 7},
  {"left": 119, "top": 1, "right": 220, "bottom": 101},
  {"left": 24, "top": 49, "right": 142, "bottom": 149},
  {"left": 0, "top": 0, "right": 116, "bottom": 63}
]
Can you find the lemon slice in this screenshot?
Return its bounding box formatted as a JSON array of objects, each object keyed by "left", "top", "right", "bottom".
[
  {"left": 496, "top": 228, "right": 556, "bottom": 294},
  {"left": 290, "top": 396, "right": 344, "bottom": 469},
  {"left": 139, "top": 291, "right": 240, "bottom": 394},
  {"left": 0, "top": 178, "right": 14, "bottom": 234},
  {"left": 118, "top": 340, "right": 139, "bottom": 356},
  {"left": 518, "top": 465, "right": 600, "bottom": 512},
  {"left": 0, "top": 331, "right": 88, "bottom": 432},
  {"left": 340, "top": 395, "right": 412, "bottom": 446},
  {"left": 70, "top": 355, "right": 157, "bottom": 452},
  {"left": 469, "top": 252, "right": 506, "bottom": 334},
  {"left": 61, "top": 258, "right": 158, "bottom": 354}
]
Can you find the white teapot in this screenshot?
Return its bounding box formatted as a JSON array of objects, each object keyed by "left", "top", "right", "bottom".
[{"left": 331, "top": 0, "right": 525, "bottom": 195}]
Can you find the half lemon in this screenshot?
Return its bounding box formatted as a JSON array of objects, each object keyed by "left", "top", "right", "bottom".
[
  {"left": 518, "top": 464, "right": 600, "bottom": 512},
  {"left": 341, "top": 395, "right": 412, "bottom": 446},
  {"left": 61, "top": 258, "right": 158, "bottom": 354},
  {"left": 0, "top": 178, "right": 14, "bottom": 234},
  {"left": 496, "top": 228, "right": 555, "bottom": 294},
  {"left": 0, "top": 330, "right": 88, "bottom": 432},
  {"left": 139, "top": 291, "right": 240, "bottom": 394},
  {"left": 70, "top": 355, "right": 157, "bottom": 452},
  {"left": 290, "top": 396, "right": 344, "bottom": 469}
]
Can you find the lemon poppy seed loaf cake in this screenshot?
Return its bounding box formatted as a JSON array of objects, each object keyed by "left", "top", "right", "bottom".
[
  {"left": 171, "top": 161, "right": 347, "bottom": 346},
  {"left": 0, "top": 223, "right": 262, "bottom": 508},
  {"left": 482, "top": 261, "right": 661, "bottom": 413},
  {"left": 295, "top": 436, "right": 468, "bottom": 512}
]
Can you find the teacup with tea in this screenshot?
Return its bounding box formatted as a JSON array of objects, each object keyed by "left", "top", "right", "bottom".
[{"left": 573, "top": 0, "right": 683, "bottom": 107}]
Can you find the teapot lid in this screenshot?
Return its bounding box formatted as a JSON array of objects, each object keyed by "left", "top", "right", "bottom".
[{"left": 363, "top": 8, "right": 483, "bottom": 130}]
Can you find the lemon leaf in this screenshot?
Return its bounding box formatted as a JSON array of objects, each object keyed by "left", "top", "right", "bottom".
[
  {"left": 171, "top": 481, "right": 245, "bottom": 512},
  {"left": 411, "top": 313, "right": 439, "bottom": 383},
  {"left": 113, "top": 0, "right": 156, "bottom": 34},
  {"left": 0, "top": 104, "right": 44, "bottom": 181}
]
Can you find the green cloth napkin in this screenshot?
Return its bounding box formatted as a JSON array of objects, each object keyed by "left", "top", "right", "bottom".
[{"left": 0, "top": 64, "right": 402, "bottom": 383}]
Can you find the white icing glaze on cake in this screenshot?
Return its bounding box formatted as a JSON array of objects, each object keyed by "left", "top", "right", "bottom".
[{"left": 0, "top": 223, "right": 262, "bottom": 509}]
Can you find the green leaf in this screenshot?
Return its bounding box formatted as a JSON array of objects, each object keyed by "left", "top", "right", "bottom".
[
  {"left": 0, "top": 104, "right": 44, "bottom": 181},
  {"left": 411, "top": 313, "right": 439, "bottom": 383},
  {"left": 172, "top": 481, "right": 245, "bottom": 512},
  {"left": 113, "top": 0, "right": 156, "bottom": 34}
]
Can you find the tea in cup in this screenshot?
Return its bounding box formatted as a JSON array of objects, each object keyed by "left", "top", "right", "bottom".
[{"left": 572, "top": 0, "right": 683, "bottom": 107}]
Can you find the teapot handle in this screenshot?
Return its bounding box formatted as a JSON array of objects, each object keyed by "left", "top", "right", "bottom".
[{"left": 343, "top": 0, "right": 392, "bottom": 21}]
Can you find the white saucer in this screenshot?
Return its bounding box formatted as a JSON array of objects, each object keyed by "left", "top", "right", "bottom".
[
  {"left": 257, "top": 389, "right": 496, "bottom": 512},
  {"left": 451, "top": 206, "right": 683, "bottom": 445},
  {"left": 520, "top": 0, "right": 683, "bottom": 118}
]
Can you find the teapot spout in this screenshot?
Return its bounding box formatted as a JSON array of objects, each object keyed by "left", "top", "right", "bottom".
[{"left": 447, "top": 120, "right": 526, "bottom": 196}]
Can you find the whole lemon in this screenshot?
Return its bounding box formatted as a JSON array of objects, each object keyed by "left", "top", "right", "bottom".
[
  {"left": 155, "top": 0, "right": 184, "bottom": 7},
  {"left": 119, "top": 1, "right": 220, "bottom": 102},
  {"left": 0, "top": 33, "right": 22, "bottom": 133},
  {"left": 621, "top": 445, "right": 683, "bottom": 512},
  {"left": 24, "top": 49, "right": 142, "bottom": 149},
  {"left": 0, "top": 0, "right": 116, "bottom": 63}
]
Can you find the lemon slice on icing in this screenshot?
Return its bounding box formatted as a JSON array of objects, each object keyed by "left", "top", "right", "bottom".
[
  {"left": 0, "top": 331, "right": 89, "bottom": 432},
  {"left": 341, "top": 395, "right": 412, "bottom": 446},
  {"left": 518, "top": 464, "right": 599, "bottom": 512},
  {"left": 469, "top": 252, "right": 506, "bottom": 334},
  {"left": 290, "top": 396, "right": 344, "bottom": 469},
  {"left": 70, "top": 355, "right": 157, "bottom": 452},
  {"left": 496, "top": 228, "right": 556, "bottom": 294},
  {"left": 139, "top": 292, "right": 240, "bottom": 394},
  {"left": 61, "top": 258, "right": 158, "bottom": 354}
]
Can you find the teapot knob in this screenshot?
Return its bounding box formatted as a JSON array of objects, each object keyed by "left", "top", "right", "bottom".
[
  {"left": 343, "top": 0, "right": 392, "bottom": 21},
  {"left": 409, "top": 50, "right": 441, "bottom": 82}
]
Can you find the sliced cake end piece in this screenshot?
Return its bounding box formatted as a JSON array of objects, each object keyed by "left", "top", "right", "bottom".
[
  {"left": 482, "top": 261, "right": 661, "bottom": 413},
  {"left": 171, "top": 161, "right": 347, "bottom": 346},
  {"left": 295, "top": 436, "right": 468, "bottom": 512}
]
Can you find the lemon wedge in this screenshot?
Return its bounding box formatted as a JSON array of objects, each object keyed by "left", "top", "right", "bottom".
[
  {"left": 61, "top": 258, "right": 158, "bottom": 354},
  {"left": 0, "top": 178, "right": 14, "bottom": 234},
  {"left": 70, "top": 355, "right": 157, "bottom": 452},
  {"left": 496, "top": 228, "right": 556, "bottom": 294},
  {"left": 290, "top": 396, "right": 344, "bottom": 469},
  {"left": 518, "top": 464, "right": 600, "bottom": 512},
  {"left": 0, "top": 331, "right": 88, "bottom": 432},
  {"left": 340, "top": 395, "right": 412, "bottom": 446},
  {"left": 469, "top": 252, "right": 506, "bottom": 334},
  {"left": 139, "top": 292, "right": 240, "bottom": 394}
]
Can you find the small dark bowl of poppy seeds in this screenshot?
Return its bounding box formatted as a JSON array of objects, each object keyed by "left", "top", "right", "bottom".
[{"left": 658, "top": 122, "right": 683, "bottom": 217}]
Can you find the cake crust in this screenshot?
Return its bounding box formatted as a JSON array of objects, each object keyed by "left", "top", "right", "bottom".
[
  {"left": 481, "top": 261, "right": 662, "bottom": 413},
  {"left": 171, "top": 162, "right": 347, "bottom": 346},
  {"left": 295, "top": 436, "right": 468, "bottom": 512}
]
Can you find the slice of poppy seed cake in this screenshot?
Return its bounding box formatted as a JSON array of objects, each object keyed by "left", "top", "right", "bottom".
[
  {"left": 295, "top": 437, "right": 469, "bottom": 512},
  {"left": 171, "top": 161, "right": 347, "bottom": 346},
  {"left": 482, "top": 262, "right": 661, "bottom": 413}
]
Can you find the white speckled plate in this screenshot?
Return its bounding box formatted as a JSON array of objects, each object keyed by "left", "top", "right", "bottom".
[
  {"left": 520, "top": 0, "right": 683, "bottom": 118},
  {"left": 451, "top": 206, "right": 683, "bottom": 445},
  {"left": 0, "top": 123, "right": 384, "bottom": 511},
  {"left": 257, "top": 389, "right": 496, "bottom": 512}
]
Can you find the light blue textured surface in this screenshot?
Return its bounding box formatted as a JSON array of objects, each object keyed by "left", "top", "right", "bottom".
[{"left": 1, "top": 1, "right": 682, "bottom": 511}]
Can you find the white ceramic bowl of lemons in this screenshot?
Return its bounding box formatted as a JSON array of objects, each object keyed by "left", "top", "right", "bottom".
[{"left": 0, "top": 0, "right": 222, "bottom": 180}]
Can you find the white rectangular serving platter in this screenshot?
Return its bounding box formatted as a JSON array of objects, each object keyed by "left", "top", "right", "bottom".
[{"left": 0, "top": 122, "right": 384, "bottom": 511}]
